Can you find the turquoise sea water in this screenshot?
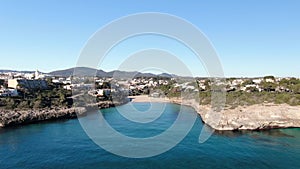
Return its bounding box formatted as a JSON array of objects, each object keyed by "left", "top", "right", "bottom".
[{"left": 0, "top": 103, "right": 300, "bottom": 169}]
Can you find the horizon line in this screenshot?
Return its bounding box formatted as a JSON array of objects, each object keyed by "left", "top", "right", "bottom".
[{"left": 0, "top": 66, "right": 299, "bottom": 79}]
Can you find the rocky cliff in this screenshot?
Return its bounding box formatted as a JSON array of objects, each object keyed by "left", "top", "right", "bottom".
[
  {"left": 0, "top": 107, "right": 86, "bottom": 128},
  {"left": 0, "top": 98, "right": 130, "bottom": 128},
  {"left": 172, "top": 99, "right": 300, "bottom": 131}
]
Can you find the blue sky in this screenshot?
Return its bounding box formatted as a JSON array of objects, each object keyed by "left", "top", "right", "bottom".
[{"left": 0, "top": 0, "right": 299, "bottom": 77}]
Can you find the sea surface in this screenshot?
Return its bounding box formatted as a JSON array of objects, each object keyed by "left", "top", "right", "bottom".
[{"left": 0, "top": 103, "right": 300, "bottom": 169}]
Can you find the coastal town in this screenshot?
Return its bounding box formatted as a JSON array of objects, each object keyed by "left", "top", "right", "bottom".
[
  {"left": 0, "top": 68, "right": 300, "bottom": 105},
  {"left": 0, "top": 68, "right": 299, "bottom": 129}
]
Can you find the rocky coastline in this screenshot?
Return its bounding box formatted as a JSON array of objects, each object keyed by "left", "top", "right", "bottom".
[
  {"left": 1, "top": 95, "right": 299, "bottom": 131},
  {"left": 0, "top": 99, "right": 129, "bottom": 128},
  {"left": 0, "top": 107, "right": 86, "bottom": 128},
  {"left": 171, "top": 99, "right": 300, "bottom": 131}
]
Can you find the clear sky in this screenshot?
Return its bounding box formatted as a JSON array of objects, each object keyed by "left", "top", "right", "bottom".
[{"left": 0, "top": 0, "right": 299, "bottom": 77}]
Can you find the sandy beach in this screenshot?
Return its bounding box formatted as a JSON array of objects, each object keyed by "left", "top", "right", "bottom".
[{"left": 129, "top": 95, "right": 173, "bottom": 103}]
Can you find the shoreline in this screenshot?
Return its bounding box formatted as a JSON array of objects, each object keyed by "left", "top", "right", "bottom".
[
  {"left": 1, "top": 95, "right": 299, "bottom": 131},
  {"left": 0, "top": 107, "right": 86, "bottom": 128},
  {"left": 0, "top": 99, "right": 129, "bottom": 128},
  {"left": 129, "top": 95, "right": 300, "bottom": 131},
  {"left": 129, "top": 95, "right": 172, "bottom": 103}
]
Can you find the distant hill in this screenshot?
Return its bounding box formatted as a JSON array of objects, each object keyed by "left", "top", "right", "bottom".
[
  {"left": 0, "top": 67, "right": 175, "bottom": 78},
  {"left": 49, "top": 67, "right": 172, "bottom": 78},
  {"left": 107, "top": 70, "right": 158, "bottom": 79},
  {"left": 49, "top": 67, "right": 108, "bottom": 77},
  {"left": 158, "top": 73, "right": 176, "bottom": 78},
  {"left": 0, "top": 70, "right": 36, "bottom": 74}
]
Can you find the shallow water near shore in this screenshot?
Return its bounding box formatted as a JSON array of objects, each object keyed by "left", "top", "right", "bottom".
[{"left": 0, "top": 103, "right": 300, "bottom": 169}]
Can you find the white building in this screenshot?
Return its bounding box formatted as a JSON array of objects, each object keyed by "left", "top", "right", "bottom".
[
  {"left": 34, "top": 69, "right": 46, "bottom": 79},
  {"left": 0, "top": 89, "right": 18, "bottom": 97}
]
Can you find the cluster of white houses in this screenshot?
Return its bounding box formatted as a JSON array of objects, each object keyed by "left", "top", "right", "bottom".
[
  {"left": 0, "top": 70, "right": 65, "bottom": 96},
  {"left": 0, "top": 69, "right": 299, "bottom": 98},
  {"left": 223, "top": 77, "right": 290, "bottom": 93},
  {"left": 0, "top": 70, "right": 106, "bottom": 97},
  {"left": 0, "top": 70, "right": 47, "bottom": 96},
  {"left": 124, "top": 76, "right": 297, "bottom": 94},
  {"left": 128, "top": 78, "right": 169, "bottom": 90}
]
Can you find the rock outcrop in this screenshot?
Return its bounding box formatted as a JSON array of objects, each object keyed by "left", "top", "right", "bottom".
[
  {"left": 172, "top": 99, "right": 300, "bottom": 131},
  {"left": 0, "top": 99, "right": 130, "bottom": 128},
  {"left": 204, "top": 104, "right": 300, "bottom": 130},
  {"left": 0, "top": 107, "right": 87, "bottom": 128}
]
